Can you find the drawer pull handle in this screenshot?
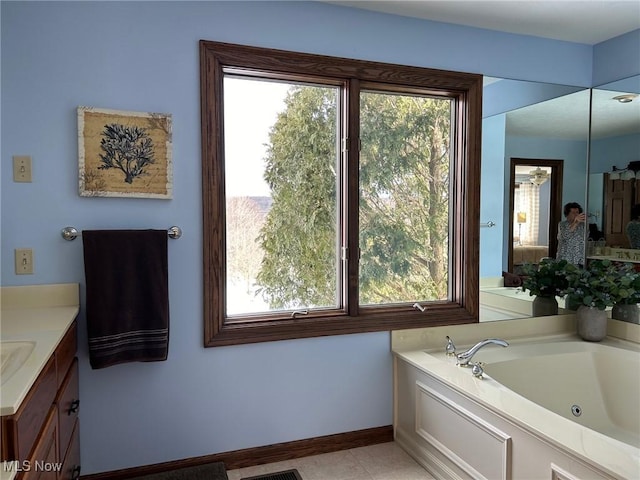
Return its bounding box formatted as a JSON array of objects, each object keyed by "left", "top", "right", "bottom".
[
  {"left": 71, "top": 465, "right": 81, "bottom": 480},
  {"left": 68, "top": 399, "right": 80, "bottom": 415}
]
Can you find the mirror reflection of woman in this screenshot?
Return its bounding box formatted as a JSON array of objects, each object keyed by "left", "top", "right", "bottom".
[
  {"left": 557, "top": 202, "right": 586, "bottom": 266},
  {"left": 626, "top": 204, "right": 640, "bottom": 249}
]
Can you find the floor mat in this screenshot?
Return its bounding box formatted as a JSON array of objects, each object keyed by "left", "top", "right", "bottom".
[{"left": 241, "top": 469, "right": 302, "bottom": 480}]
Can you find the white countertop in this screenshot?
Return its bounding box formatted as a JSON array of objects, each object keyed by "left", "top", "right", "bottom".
[
  {"left": 588, "top": 247, "right": 640, "bottom": 263},
  {"left": 1, "top": 306, "right": 79, "bottom": 415},
  {"left": 588, "top": 254, "right": 640, "bottom": 263},
  {"left": 0, "top": 284, "right": 79, "bottom": 480}
]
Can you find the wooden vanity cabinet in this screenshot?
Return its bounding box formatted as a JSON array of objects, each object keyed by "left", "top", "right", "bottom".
[
  {"left": 1, "top": 321, "right": 80, "bottom": 480},
  {"left": 56, "top": 358, "right": 80, "bottom": 480},
  {"left": 1, "top": 357, "right": 57, "bottom": 464},
  {"left": 21, "top": 407, "right": 58, "bottom": 480},
  {"left": 59, "top": 424, "right": 80, "bottom": 480}
]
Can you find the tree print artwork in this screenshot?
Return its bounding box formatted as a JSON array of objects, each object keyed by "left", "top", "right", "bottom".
[
  {"left": 98, "top": 123, "right": 155, "bottom": 184},
  {"left": 78, "top": 107, "right": 173, "bottom": 199}
]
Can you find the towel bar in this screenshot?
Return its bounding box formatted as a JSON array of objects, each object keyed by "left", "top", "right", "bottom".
[{"left": 61, "top": 226, "right": 182, "bottom": 241}]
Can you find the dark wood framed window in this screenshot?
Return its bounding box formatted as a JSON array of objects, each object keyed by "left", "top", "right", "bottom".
[{"left": 200, "top": 41, "right": 482, "bottom": 346}]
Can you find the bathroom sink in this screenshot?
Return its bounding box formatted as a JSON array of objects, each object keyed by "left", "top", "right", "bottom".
[{"left": 1, "top": 341, "right": 36, "bottom": 385}]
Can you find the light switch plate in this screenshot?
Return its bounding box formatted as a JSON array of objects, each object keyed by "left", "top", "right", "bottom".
[
  {"left": 15, "top": 248, "right": 34, "bottom": 275},
  {"left": 13, "top": 155, "right": 32, "bottom": 182}
]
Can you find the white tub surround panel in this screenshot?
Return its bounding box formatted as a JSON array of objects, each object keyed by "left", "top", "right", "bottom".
[
  {"left": 413, "top": 379, "right": 512, "bottom": 480},
  {"left": 392, "top": 317, "right": 640, "bottom": 480}
]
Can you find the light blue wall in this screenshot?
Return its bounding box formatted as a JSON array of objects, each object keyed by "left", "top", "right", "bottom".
[
  {"left": 482, "top": 80, "right": 583, "bottom": 118},
  {"left": 480, "top": 114, "right": 507, "bottom": 277},
  {"left": 590, "top": 133, "right": 640, "bottom": 173},
  {"left": 0, "top": 1, "right": 634, "bottom": 475},
  {"left": 593, "top": 29, "right": 640, "bottom": 86}
]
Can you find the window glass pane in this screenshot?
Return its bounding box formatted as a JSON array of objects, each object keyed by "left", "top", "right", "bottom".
[
  {"left": 359, "top": 90, "right": 452, "bottom": 304},
  {"left": 224, "top": 75, "right": 341, "bottom": 315}
]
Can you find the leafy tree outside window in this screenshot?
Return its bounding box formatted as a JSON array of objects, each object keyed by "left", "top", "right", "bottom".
[{"left": 201, "top": 41, "right": 482, "bottom": 346}]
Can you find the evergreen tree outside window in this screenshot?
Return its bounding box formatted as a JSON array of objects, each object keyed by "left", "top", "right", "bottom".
[
  {"left": 201, "top": 41, "right": 482, "bottom": 346},
  {"left": 359, "top": 90, "right": 451, "bottom": 305}
]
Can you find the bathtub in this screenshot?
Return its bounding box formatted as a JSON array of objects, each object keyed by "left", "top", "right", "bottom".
[
  {"left": 482, "top": 340, "right": 639, "bottom": 449},
  {"left": 393, "top": 333, "right": 640, "bottom": 479}
]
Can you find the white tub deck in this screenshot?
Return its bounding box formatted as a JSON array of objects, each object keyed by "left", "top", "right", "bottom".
[{"left": 479, "top": 282, "right": 569, "bottom": 322}]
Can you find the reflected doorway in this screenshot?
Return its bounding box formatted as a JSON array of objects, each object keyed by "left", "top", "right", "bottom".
[
  {"left": 604, "top": 173, "right": 638, "bottom": 248},
  {"left": 508, "top": 158, "right": 563, "bottom": 273}
]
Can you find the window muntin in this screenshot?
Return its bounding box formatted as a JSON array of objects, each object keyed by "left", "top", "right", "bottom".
[{"left": 201, "top": 41, "right": 481, "bottom": 346}]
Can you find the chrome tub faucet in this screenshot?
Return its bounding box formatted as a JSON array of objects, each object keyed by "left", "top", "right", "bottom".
[{"left": 455, "top": 338, "right": 509, "bottom": 366}]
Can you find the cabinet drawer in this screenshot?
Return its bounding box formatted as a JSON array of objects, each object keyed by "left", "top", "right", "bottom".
[
  {"left": 56, "top": 322, "right": 77, "bottom": 389},
  {"left": 3, "top": 356, "right": 57, "bottom": 461},
  {"left": 56, "top": 359, "right": 79, "bottom": 454}
]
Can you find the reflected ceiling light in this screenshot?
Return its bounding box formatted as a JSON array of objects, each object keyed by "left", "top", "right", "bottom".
[
  {"left": 612, "top": 94, "right": 639, "bottom": 103},
  {"left": 609, "top": 161, "right": 640, "bottom": 181},
  {"left": 529, "top": 167, "right": 549, "bottom": 186}
]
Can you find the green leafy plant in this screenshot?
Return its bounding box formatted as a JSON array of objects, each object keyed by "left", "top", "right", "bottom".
[
  {"left": 521, "top": 258, "right": 577, "bottom": 298},
  {"left": 612, "top": 262, "right": 640, "bottom": 305},
  {"left": 564, "top": 259, "right": 630, "bottom": 310}
]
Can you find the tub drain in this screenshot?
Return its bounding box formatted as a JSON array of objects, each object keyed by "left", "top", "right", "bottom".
[{"left": 571, "top": 405, "right": 582, "bottom": 417}]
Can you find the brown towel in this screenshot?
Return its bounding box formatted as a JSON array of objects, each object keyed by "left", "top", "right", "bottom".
[{"left": 83, "top": 230, "right": 169, "bottom": 369}]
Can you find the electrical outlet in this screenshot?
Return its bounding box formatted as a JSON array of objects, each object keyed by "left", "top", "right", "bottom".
[
  {"left": 15, "top": 248, "right": 34, "bottom": 275},
  {"left": 13, "top": 155, "right": 32, "bottom": 182}
]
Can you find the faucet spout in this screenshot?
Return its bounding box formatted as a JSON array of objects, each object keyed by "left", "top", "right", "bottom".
[{"left": 456, "top": 338, "right": 508, "bottom": 366}]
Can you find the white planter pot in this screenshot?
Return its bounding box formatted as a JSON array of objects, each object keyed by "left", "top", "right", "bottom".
[
  {"left": 576, "top": 305, "right": 607, "bottom": 342},
  {"left": 611, "top": 303, "right": 640, "bottom": 324},
  {"left": 532, "top": 295, "right": 558, "bottom": 317}
]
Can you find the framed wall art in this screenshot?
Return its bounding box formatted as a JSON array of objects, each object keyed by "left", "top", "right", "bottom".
[{"left": 78, "top": 106, "right": 173, "bottom": 199}]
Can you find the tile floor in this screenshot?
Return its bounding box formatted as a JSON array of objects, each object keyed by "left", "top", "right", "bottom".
[{"left": 226, "top": 442, "right": 435, "bottom": 480}]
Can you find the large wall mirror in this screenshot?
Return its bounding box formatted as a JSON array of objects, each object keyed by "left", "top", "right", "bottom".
[
  {"left": 479, "top": 78, "right": 591, "bottom": 321},
  {"left": 587, "top": 75, "right": 640, "bottom": 256}
]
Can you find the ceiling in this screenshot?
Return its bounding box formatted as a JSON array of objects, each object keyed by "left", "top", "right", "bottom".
[{"left": 328, "top": 1, "right": 640, "bottom": 45}]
